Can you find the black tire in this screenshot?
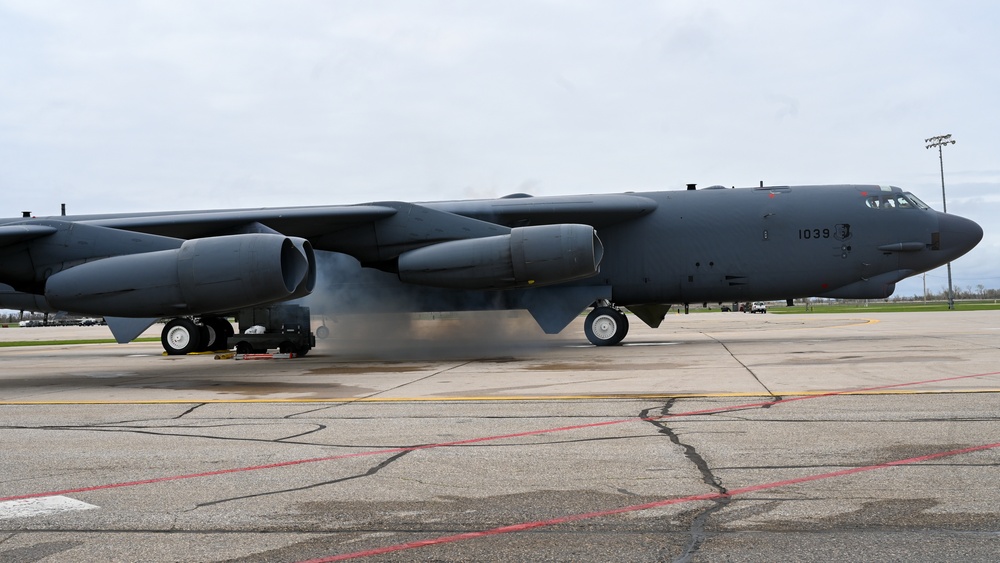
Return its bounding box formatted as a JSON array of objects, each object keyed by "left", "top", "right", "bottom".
[
  {"left": 234, "top": 341, "right": 254, "bottom": 355},
  {"left": 162, "top": 318, "right": 202, "bottom": 355},
  {"left": 197, "top": 325, "right": 212, "bottom": 352},
  {"left": 201, "top": 317, "right": 233, "bottom": 351},
  {"left": 584, "top": 307, "right": 629, "bottom": 346}
]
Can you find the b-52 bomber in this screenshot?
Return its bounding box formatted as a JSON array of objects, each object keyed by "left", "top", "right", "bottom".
[{"left": 0, "top": 184, "right": 983, "bottom": 354}]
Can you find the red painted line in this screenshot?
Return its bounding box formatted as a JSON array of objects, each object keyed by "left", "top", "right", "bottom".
[
  {"left": 0, "top": 419, "right": 626, "bottom": 502},
  {"left": 300, "top": 441, "right": 1000, "bottom": 562},
  {"left": 1, "top": 370, "right": 998, "bottom": 503}
]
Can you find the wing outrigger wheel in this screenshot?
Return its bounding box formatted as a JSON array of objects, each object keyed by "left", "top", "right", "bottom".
[{"left": 584, "top": 306, "right": 629, "bottom": 346}]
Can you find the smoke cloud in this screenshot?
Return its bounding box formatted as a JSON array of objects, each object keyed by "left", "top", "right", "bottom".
[{"left": 300, "top": 251, "right": 572, "bottom": 360}]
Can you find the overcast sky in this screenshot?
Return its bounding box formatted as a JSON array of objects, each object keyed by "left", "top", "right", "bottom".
[{"left": 1, "top": 0, "right": 997, "bottom": 297}]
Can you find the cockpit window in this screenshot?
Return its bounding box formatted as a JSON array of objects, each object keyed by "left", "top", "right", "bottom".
[
  {"left": 902, "top": 192, "right": 930, "bottom": 210},
  {"left": 865, "top": 193, "right": 929, "bottom": 210}
]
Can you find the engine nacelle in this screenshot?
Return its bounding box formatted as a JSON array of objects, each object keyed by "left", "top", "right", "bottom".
[
  {"left": 397, "top": 224, "right": 603, "bottom": 290},
  {"left": 286, "top": 237, "right": 318, "bottom": 300},
  {"left": 45, "top": 234, "right": 315, "bottom": 317},
  {"left": 0, "top": 283, "right": 58, "bottom": 313}
]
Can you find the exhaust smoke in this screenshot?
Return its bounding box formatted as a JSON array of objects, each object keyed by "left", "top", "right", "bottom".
[{"left": 302, "top": 252, "right": 573, "bottom": 361}]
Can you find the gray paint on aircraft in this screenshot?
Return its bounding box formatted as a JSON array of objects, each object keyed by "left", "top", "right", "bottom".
[{"left": 0, "top": 184, "right": 983, "bottom": 348}]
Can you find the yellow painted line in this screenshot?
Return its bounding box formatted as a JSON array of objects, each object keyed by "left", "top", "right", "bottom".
[
  {"left": 830, "top": 317, "right": 879, "bottom": 329},
  {"left": 3, "top": 387, "right": 1000, "bottom": 405}
]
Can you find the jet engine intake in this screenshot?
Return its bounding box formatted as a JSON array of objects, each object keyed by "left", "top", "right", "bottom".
[
  {"left": 397, "top": 224, "right": 603, "bottom": 290},
  {"left": 44, "top": 234, "right": 315, "bottom": 316}
]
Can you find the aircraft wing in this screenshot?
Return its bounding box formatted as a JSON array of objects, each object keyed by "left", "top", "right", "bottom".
[
  {"left": 75, "top": 205, "right": 399, "bottom": 240},
  {"left": 56, "top": 194, "right": 657, "bottom": 262},
  {"left": 425, "top": 193, "right": 658, "bottom": 228},
  {"left": 0, "top": 224, "right": 59, "bottom": 246},
  {"left": 68, "top": 193, "right": 658, "bottom": 240},
  {"left": 0, "top": 192, "right": 633, "bottom": 317}
]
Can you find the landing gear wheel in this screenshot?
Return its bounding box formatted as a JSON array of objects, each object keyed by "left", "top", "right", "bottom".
[
  {"left": 200, "top": 317, "right": 233, "bottom": 351},
  {"left": 162, "top": 318, "right": 202, "bottom": 355},
  {"left": 584, "top": 307, "right": 629, "bottom": 346},
  {"left": 315, "top": 325, "right": 330, "bottom": 339},
  {"left": 197, "top": 325, "right": 212, "bottom": 352}
]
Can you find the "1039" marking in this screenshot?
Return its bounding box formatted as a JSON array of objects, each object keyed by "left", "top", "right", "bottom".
[
  {"left": 798, "top": 224, "right": 852, "bottom": 241},
  {"left": 798, "top": 228, "right": 832, "bottom": 239}
]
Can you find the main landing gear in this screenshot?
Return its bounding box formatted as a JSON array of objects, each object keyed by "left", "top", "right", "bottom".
[
  {"left": 159, "top": 306, "right": 314, "bottom": 356},
  {"left": 161, "top": 316, "right": 234, "bottom": 355},
  {"left": 584, "top": 302, "right": 629, "bottom": 346}
]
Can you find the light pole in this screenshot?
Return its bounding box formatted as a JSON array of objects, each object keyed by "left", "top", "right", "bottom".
[{"left": 925, "top": 134, "right": 957, "bottom": 309}]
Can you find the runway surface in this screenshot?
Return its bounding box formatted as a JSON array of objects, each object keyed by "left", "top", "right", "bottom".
[{"left": 1, "top": 310, "right": 999, "bottom": 561}]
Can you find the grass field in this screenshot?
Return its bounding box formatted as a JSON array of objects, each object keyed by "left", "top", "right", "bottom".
[
  {"left": 653, "top": 300, "right": 1000, "bottom": 315},
  {"left": 0, "top": 337, "right": 160, "bottom": 348},
  {"left": 769, "top": 300, "right": 1000, "bottom": 314}
]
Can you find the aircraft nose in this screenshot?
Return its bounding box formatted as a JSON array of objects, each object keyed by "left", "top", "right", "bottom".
[{"left": 937, "top": 213, "right": 983, "bottom": 260}]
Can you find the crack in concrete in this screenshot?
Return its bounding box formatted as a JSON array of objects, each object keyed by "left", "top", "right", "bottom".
[
  {"left": 282, "top": 362, "right": 473, "bottom": 419},
  {"left": 702, "top": 333, "right": 778, "bottom": 399},
  {"left": 641, "top": 400, "right": 730, "bottom": 563},
  {"left": 173, "top": 403, "right": 205, "bottom": 419},
  {"left": 190, "top": 450, "right": 412, "bottom": 509}
]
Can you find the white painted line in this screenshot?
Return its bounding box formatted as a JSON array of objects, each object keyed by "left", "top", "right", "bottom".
[{"left": 0, "top": 495, "right": 98, "bottom": 519}]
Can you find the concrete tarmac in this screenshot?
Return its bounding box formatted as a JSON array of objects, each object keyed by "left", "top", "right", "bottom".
[{"left": 1, "top": 310, "right": 999, "bottom": 562}]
